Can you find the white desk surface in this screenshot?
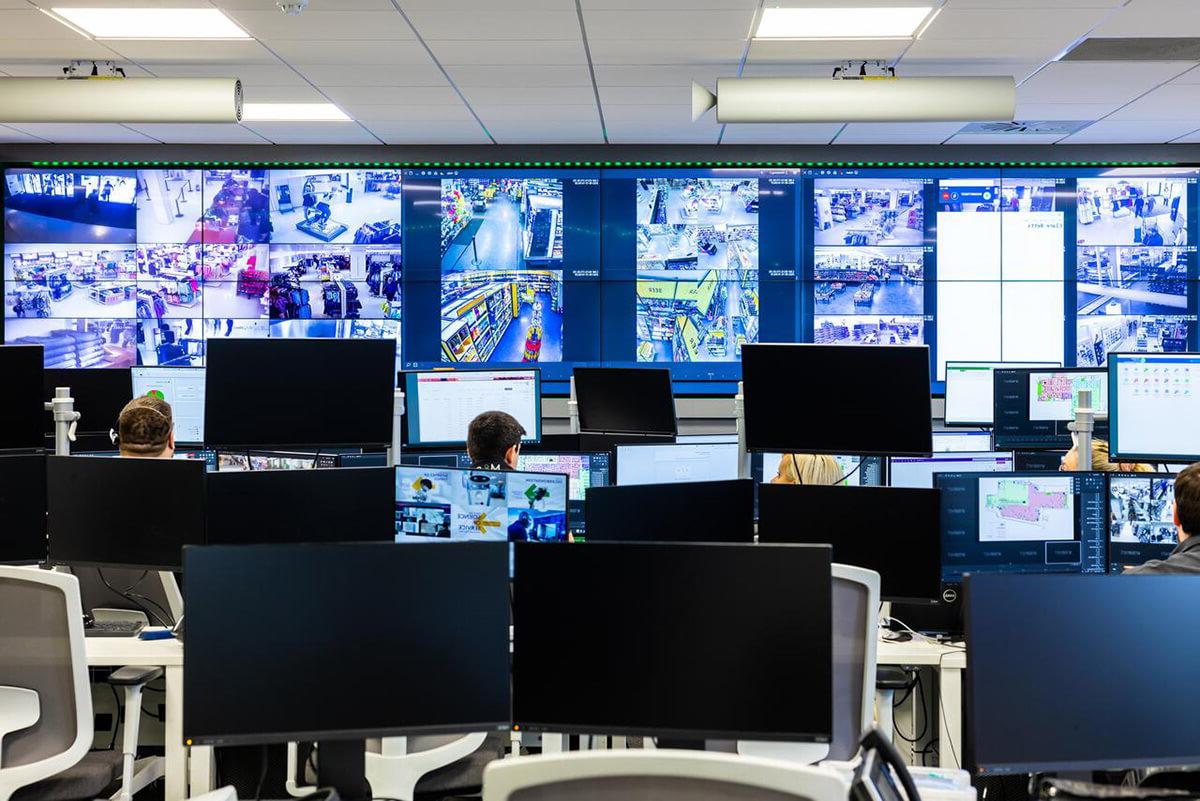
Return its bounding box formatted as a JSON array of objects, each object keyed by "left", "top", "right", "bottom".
[
  {"left": 85, "top": 634, "right": 183, "bottom": 666},
  {"left": 878, "top": 637, "right": 967, "bottom": 669}
]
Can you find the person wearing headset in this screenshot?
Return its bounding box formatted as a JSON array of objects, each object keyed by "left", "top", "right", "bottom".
[
  {"left": 771, "top": 453, "right": 844, "bottom": 485},
  {"left": 116, "top": 395, "right": 175, "bottom": 459},
  {"left": 466, "top": 410, "right": 525, "bottom": 470}
]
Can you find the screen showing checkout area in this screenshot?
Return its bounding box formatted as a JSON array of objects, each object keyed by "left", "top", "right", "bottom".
[{"left": 5, "top": 161, "right": 1200, "bottom": 801}]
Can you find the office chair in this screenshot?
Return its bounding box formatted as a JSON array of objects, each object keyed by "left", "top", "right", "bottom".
[
  {"left": 481, "top": 749, "right": 851, "bottom": 801},
  {"left": 738, "top": 564, "right": 880, "bottom": 765},
  {"left": 0, "top": 566, "right": 163, "bottom": 801}
]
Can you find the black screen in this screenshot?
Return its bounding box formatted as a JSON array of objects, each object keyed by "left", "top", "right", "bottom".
[
  {"left": 43, "top": 368, "right": 131, "bottom": 435},
  {"left": 47, "top": 455, "right": 205, "bottom": 570},
  {"left": 758, "top": 483, "right": 941, "bottom": 603},
  {"left": 583, "top": 479, "right": 755, "bottom": 543},
  {"left": 0, "top": 454, "right": 47, "bottom": 563},
  {"left": 204, "top": 339, "right": 395, "bottom": 448},
  {"left": 184, "top": 541, "right": 511, "bottom": 745},
  {"left": 573, "top": 367, "right": 676, "bottom": 436},
  {"left": 966, "top": 574, "right": 1200, "bottom": 774},
  {"left": 992, "top": 368, "right": 1108, "bottom": 451},
  {"left": 1, "top": 345, "right": 45, "bottom": 451},
  {"left": 742, "top": 344, "right": 932, "bottom": 455},
  {"left": 512, "top": 541, "right": 832, "bottom": 740},
  {"left": 206, "top": 467, "right": 395, "bottom": 545}
]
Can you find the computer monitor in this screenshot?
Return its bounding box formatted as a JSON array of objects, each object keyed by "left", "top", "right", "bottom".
[
  {"left": 184, "top": 541, "right": 511, "bottom": 746},
  {"left": 583, "top": 479, "right": 755, "bottom": 543},
  {"left": 206, "top": 467, "right": 395, "bottom": 545},
  {"left": 43, "top": 367, "right": 131, "bottom": 436},
  {"left": 742, "top": 344, "right": 932, "bottom": 456},
  {"left": 455, "top": 451, "right": 609, "bottom": 535},
  {"left": 936, "top": 471, "right": 1107, "bottom": 584},
  {"left": 573, "top": 367, "right": 676, "bottom": 437},
  {"left": 614, "top": 442, "right": 740, "bottom": 486},
  {"left": 1107, "top": 472, "right": 1178, "bottom": 573},
  {"left": 336, "top": 451, "right": 389, "bottom": 468},
  {"left": 931, "top": 430, "right": 993, "bottom": 453},
  {"left": 395, "top": 464, "right": 569, "bottom": 541},
  {"left": 1109, "top": 352, "right": 1200, "bottom": 462},
  {"left": 47, "top": 455, "right": 206, "bottom": 570},
  {"left": 888, "top": 452, "right": 1013, "bottom": 490},
  {"left": 943, "top": 361, "right": 1059, "bottom": 427},
  {"left": 993, "top": 368, "right": 1109, "bottom": 451},
  {"left": 758, "top": 483, "right": 941, "bottom": 603},
  {"left": 752, "top": 453, "right": 884, "bottom": 487},
  {"left": 966, "top": 574, "right": 1200, "bottom": 774},
  {"left": 512, "top": 541, "right": 832, "bottom": 741},
  {"left": 0, "top": 454, "right": 47, "bottom": 564},
  {"left": 131, "top": 366, "right": 204, "bottom": 444},
  {"left": 2, "top": 345, "right": 45, "bottom": 451},
  {"left": 402, "top": 368, "right": 540, "bottom": 448},
  {"left": 674, "top": 434, "right": 739, "bottom": 444},
  {"left": 205, "top": 338, "right": 394, "bottom": 448},
  {"left": 1013, "top": 450, "right": 1067, "bottom": 472}
]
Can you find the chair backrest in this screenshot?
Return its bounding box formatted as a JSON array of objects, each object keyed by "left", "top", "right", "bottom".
[
  {"left": 482, "top": 750, "right": 850, "bottom": 801},
  {"left": 0, "top": 567, "right": 92, "bottom": 801}
]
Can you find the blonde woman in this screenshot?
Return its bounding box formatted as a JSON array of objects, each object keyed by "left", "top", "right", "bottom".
[
  {"left": 1060, "top": 437, "right": 1153, "bottom": 473},
  {"left": 771, "top": 453, "right": 845, "bottom": 485}
]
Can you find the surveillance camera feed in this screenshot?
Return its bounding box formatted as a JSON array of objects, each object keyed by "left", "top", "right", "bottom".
[
  {"left": 395, "top": 465, "right": 568, "bottom": 542},
  {"left": 1109, "top": 474, "right": 1178, "bottom": 572},
  {"left": 269, "top": 169, "right": 403, "bottom": 245}
]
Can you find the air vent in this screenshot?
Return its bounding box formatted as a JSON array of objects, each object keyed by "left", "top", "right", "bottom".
[
  {"left": 1062, "top": 37, "right": 1200, "bottom": 61},
  {"left": 958, "top": 120, "right": 1092, "bottom": 135}
]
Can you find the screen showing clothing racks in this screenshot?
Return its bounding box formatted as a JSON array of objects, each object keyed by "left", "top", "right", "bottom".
[{"left": 5, "top": 165, "right": 1197, "bottom": 395}]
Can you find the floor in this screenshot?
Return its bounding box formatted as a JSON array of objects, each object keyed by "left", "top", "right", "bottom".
[
  {"left": 444, "top": 195, "right": 527, "bottom": 272},
  {"left": 135, "top": 177, "right": 204, "bottom": 243},
  {"left": 488, "top": 290, "right": 563, "bottom": 362},
  {"left": 817, "top": 279, "right": 924, "bottom": 316},
  {"left": 815, "top": 205, "right": 924, "bottom": 247}
]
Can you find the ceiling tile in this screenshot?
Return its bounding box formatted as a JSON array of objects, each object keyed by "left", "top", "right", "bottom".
[
  {"left": 583, "top": 0, "right": 755, "bottom": 7},
  {"left": 1107, "top": 84, "right": 1200, "bottom": 121},
  {"left": 447, "top": 65, "right": 593, "bottom": 86},
  {"left": 473, "top": 104, "right": 600, "bottom": 123},
  {"left": 365, "top": 120, "right": 492, "bottom": 144},
  {"left": 584, "top": 9, "right": 753, "bottom": 39},
  {"left": 460, "top": 86, "right": 597, "bottom": 106},
  {"left": 1092, "top": 0, "right": 1200, "bottom": 37},
  {"left": 902, "top": 37, "right": 1076, "bottom": 61},
  {"left": 0, "top": 123, "right": 46, "bottom": 143},
  {"left": 1170, "top": 127, "right": 1200, "bottom": 143},
  {"left": 594, "top": 64, "right": 733, "bottom": 85},
  {"left": 268, "top": 40, "right": 434, "bottom": 65},
  {"left": 407, "top": 8, "right": 580, "bottom": 39},
  {"left": 588, "top": 38, "right": 746, "bottom": 64},
  {"left": 215, "top": 0, "right": 395, "bottom": 8},
  {"left": 747, "top": 39, "right": 909, "bottom": 62},
  {"left": 3, "top": 123, "right": 159, "bottom": 143},
  {"left": 0, "top": 62, "right": 152, "bottom": 77},
  {"left": 351, "top": 105, "right": 480, "bottom": 123},
  {"left": 1171, "top": 67, "right": 1200, "bottom": 85},
  {"left": 922, "top": 7, "right": 1109, "bottom": 40},
  {"left": 223, "top": 10, "right": 415, "bottom": 40},
  {"left": 894, "top": 60, "right": 1042, "bottom": 80},
  {"left": 321, "top": 85, "right": 463, "bottom": 106},
  {"left": 400, "top": 0, "right": 569, "bottom": 8},
  {"left": 1014, "top": 101, "right": 1122, "bottom": 119},
  {"left": 1060, "top": 119, "right": 1200, "bottom": 143},
  {"left": 0, "top": 10, "right": 92, "bottom": 39},
  {"left": 0, "top": 39, "right": 119, "bottom": 59},
  {"left": 1017, "top": 61, "right": 1194, "bottom": 104},
  {"left": 139, "top": 62, "right": 305, "bottom": 84},
  {"left": 427, "top": 40, "right": 587, "bottom": 66},
  {"left": 739, "top": 61, "right": 851, "bottom": 77},
  {"left": 607, "top": 124, "right": 720, "bottom": 143},
  {"left": 947, "top": 0, "right": 1124, "bottom": 7},
  {"left": 598, "top": 84, "right": 695, "bottom": 105},
  {"left": 485, "top": 119, "right": 603, "bottom": 144},
  {"left": 295, "top": 62, "right": 447, "bottom": 85},
  {"left": 106, "top": 40, "right": 279, "bottom": 63},
  {"left": 240, "top": 121, "right": 382, "bottom": 144},
  {"left": 241, "top": 84, "right": 328, "bottom": 102},
  {"left": 944, "top": 132, "right": 1067, "bottom": 144},
  {"left": 835, "top": 122, "right": 966, "bottom": 143},
  {"left": 123, "top": 123, "right": 270, "bottom": 143},
  {"left": 720, "top": 123, "right": 842, "bottom": 144}
]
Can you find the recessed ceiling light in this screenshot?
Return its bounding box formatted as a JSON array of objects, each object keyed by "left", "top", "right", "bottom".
[
  {"left": 755, "top": 6, "right": 934, "bottom": 39},
  {"left": 241, "top": 103, "right": 351, "bottom": 122},
  {"left": 49, "top": 7, "right": 251, "bottom": 39}
]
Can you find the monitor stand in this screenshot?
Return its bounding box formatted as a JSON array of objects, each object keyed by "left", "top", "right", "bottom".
[{"left": 318, "top": 740, "right": 370, "bottom": 801}]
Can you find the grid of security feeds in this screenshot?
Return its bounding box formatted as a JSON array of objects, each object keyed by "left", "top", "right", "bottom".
[{"left": 3, "top": 165, "right": 1197, "bottom": 391}]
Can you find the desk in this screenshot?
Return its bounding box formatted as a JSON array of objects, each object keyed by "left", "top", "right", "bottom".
[{"left": 877, "top": 638, "right": 966, "bottom": 769}]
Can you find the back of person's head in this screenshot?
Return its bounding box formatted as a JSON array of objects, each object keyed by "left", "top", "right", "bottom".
[
  {"left": 1174, "top": 463, "right": 1200, "bottom": 538},
  {"left": 1064, "top": 437, "right": 1153, "bottom": 473},
  {"left": 467, "top": 411, "right": 526, "bottom": 468},
  {"left": 772, "top": 453, "right": 844, "bottom": 486},
  {"left": 117, "top": 395, "right": 174, "bottom": 458}
]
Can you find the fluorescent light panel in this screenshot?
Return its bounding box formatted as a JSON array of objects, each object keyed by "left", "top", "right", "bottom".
[
  {"left": 242, "top": 103, "right": 351, "bottom": 122},
  {"left": 50, "top": 7, "right": 250, "bottom": 39},
  {"left": 756, "top": 6, "right": 933, "bottom": 39}
]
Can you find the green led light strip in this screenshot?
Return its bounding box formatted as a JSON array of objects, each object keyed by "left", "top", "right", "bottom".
[{"left": 16, "top": 159, "right": 1188, "bottom": 168}]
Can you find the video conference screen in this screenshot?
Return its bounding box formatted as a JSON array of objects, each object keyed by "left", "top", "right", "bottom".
[{"left": 5, "top": 165, "right": 1197, "bottom": 395}]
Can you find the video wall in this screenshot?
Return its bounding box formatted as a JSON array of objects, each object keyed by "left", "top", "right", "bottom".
[{"left": 4, "top": 164, "right": 1197, "bottom": 392}]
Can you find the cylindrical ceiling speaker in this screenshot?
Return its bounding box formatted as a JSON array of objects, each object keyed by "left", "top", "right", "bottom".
[
  {"left": 693, "top": 76, "right": 1015, "bottom": 123},
  {"left": 0, "top": 77, "right": 242, "bottom": 123}
]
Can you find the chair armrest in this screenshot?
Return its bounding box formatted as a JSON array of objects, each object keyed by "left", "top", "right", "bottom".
[
  {"left": 875, "top": 665, "right": 914, "bottom": 691},
  {"left": 108, "top": 666, "right": 163, "bottom": 687}
]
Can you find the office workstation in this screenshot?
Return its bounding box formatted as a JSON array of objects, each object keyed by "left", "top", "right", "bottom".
[{"left": 6, "top": 4, "right": 1200, "bottom": 801}]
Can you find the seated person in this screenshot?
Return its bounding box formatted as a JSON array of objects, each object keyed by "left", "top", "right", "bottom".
[
  {"left": 1125, "top": 463, "right": 1200, "bottom": 574},
  {"left": 770, "top": 453, "right": 844, "bottom": 485},
  {"left": 466, "top": 411, "right": 525, "bottom": 471},
  {"left": 116, "top": 395, "right": 175, "bottom": 459},
  {"left": 1060, "top": 437, "right": 1153, "bottom": 473}
]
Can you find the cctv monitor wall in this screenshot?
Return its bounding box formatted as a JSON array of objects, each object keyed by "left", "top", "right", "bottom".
[
  {"left": 583, "top": 479, "right": 755, "bottom": 543},
  {"left": 573, "top": 367, "right": 677, "bottom": 436},
  {"left": 1, "top": 345, "right": 45, "bottom": 451},
  {"left": 993, "top": 368, "right": 1109, "bottom": 451},
  {"left": 512, "top": 541, "right": 832, "bottom": 741},
  {"left": 742, "top": 344, "right": 932, "bottom": 456},
  {"left": 0, "top": 454, "right": 47, "bottom": 563},
  {"left": 943, "top": 361, "right": 1058, "bottom": 427},
  {"left": 403, "top": 368, "right": 541, "bottom": 448},
  {"left": 184, "top": 541, "right": 511, "bottom": 745},
  {"left": 131, "top": 366, "right": 204, "bottom": 444},
  {"left": 614, "top": 441, "right": 740, "bottom": 486},
  {"left": 1108, "top": 352, "right": 1200, "bottom": 462},
  {"left": 1108, "top": 472, "right": 1178, "bottom": 573}
]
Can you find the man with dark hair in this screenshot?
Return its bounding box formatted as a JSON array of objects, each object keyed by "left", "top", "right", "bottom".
[
  {"left": 466, "top": 411, "right": 526, "bottom": 470},
  {"left": 116, "top": 395, "right": 175, "bottom": 459},
  {"left": 1125, "top": 462, "right": 1200, "bottom": 574}
]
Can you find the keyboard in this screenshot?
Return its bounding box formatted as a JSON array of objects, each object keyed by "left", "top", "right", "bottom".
[{"left": 84, "top": 620, "right": 146, "bottom": 638}]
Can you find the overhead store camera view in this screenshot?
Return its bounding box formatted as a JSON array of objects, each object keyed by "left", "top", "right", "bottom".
[
  {"left": 635, "top": 177, "right": 759, "bottom": 363},
  {"left": 269, "top": 169, "right": 402, "bottom": 245}
]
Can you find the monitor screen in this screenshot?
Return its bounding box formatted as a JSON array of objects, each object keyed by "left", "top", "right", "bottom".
[
  {"left": 932, "top": 430, "right": 994, "bottom": 453},
  {"left": 1108, "top": 472, "right": 1178, "bottom": 573},
  {"left": 888, "top": 452, "right": 1014, "bottom": 490},
  {"left": 674, "top": 434, "right": 739, "bottom": 444},
  {"left": 184, "top": 541, "right": 511, "bottom": 745},
  {"left": 43, "top": 367, "right": 132, "bottom": 436},
  {"left": 205, "top": 338, "right": 395, "bottom": 448},
  {"left": 758, "top": 483, "right": 941, "bottom": 603},
  {"left": 1028, "top": 369, "right": 1107, "bottom": 421},
  {"left": 1, "top": 345, "right": 45, "bottom": 451},
  {"left": 132, "top": 366, "right": 204, "bottom": 444},
  {"left": 1013, "top": 450, "right": 1067, "bottom": 472},
  {"left": 0, "top": 454, "right": 47, "bottom": 563},
  {"left": 1109, "top": 353, "right": 1200, "bottom": 462},
  {"left": 583, "top": 479, "right": 755, "bottom": 543},
  {"left": 206, "top": 467, "right": 395, "bottom": 545},
  {"left": 936, "top": 471, "right": 1107, "bottom": 584},
  {"left": 471, "top": 451, "right": 610, "bottom": 535},
  {"left": 573, "top": 367, "right": 676, "bottom": 436},
  {"left": 943, "top": 361, "right": 1058, "bottom": 427},
  {"left": 614, "top": 442, "right": 740, "bottom": 486},
  {"left": 403, "top": 369, "right": 540, "bottom": 448},
  {"left": 47, "top": 455, "right": 206, "bottom": 570},
  {"left": 395, "top": 464, "right": 569, "bottom": 542},
  {"left": 337, "top": 451, "right": 389, "bottom": 468},
  {"left": 966, "top": 574, "right": 1200, "bottom": 774},
  {"left": 753, "top": 453, "right": 885, "bottom": 487},
  {"left": 742, "top": 344, "right": 932, "bottom": 455},
  {"left": 993, "top": 368, "right": 1109, "bottom": 451},
  {"left": 512, "top": 541, "right": 832, "bottom": 741}
]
